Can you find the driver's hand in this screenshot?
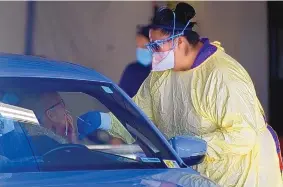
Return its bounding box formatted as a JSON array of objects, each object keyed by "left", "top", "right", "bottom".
[
  {"left": 67, "top": 114, "right": 77, "bottom": 143},
  {"left": 66, "top": 112, "right": 74, "bottom": 128}
]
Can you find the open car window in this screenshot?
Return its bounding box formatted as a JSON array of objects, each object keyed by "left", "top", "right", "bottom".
[{"left": 0, "top": 88, "right": 165, "bottom": 173}]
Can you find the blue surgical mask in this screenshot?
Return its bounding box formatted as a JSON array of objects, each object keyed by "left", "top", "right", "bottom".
[{"left": 136, "top": 48, "right": 152, "bottom": 66}]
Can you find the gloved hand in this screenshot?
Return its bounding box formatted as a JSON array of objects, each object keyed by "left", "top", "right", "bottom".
[{"left": 77, "top": 111, "right": 111, "bottom": 140}]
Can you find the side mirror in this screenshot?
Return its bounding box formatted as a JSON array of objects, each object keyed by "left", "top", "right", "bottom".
[{"left": 168, "top": 136, "right": 207, "bottom": 166}]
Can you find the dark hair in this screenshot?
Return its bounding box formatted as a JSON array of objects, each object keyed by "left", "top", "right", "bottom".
[
  {"left": 151, "top": 2, "right": 200, "bottom": 45},
  {"left": 137, "top": 25, "right": 150, "bottom": 40}
]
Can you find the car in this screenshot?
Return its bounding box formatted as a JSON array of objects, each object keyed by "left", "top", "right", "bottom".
[{"left": 0, "top": 53, "right": 219, "bottom": 187}]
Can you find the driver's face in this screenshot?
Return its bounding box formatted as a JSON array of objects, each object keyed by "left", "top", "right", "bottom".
[
  {"left": 42, "top": 93, "right": 75, "bottom": 141},
  {"left": 47, "top": 98, "right": 67, "bottom": 125}
]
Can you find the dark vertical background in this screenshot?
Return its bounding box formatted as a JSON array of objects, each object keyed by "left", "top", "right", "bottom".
[{"left": 268, "top": 2, "right": 283, "bottom": 136}]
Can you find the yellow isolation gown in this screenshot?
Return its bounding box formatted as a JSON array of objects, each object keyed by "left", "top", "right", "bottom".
[{"left": 108, "top": 39, "right": 283, "bottom": 187}]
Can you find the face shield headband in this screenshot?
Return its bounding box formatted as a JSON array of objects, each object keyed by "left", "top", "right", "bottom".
[{"left": 146, "top": 7, "right": 192, "bottom": 53}]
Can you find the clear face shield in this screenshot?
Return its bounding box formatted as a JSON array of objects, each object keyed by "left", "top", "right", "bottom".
[{"left": 145, "top": 7, "right": 191, "bottom": 71}]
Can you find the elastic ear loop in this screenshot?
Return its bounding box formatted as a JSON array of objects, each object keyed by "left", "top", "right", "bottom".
[
  {"left": 181, "top": 19, "right": 191, "bottom": 34},
  {"left": 171, "top": 11, "right": 176, "bottom": 49},
  {"left": 171, "top": 14, "right": 191, "bottom": 50}
]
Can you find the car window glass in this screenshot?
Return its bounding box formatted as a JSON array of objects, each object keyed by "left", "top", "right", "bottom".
[
  {"left": 0, "top": 91, "right": 163, "bottom": 173},
  {"left": 0, "top": 103, "right": 40, "bottom": 172}
]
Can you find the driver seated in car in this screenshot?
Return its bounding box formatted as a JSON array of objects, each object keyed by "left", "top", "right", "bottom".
[
  {"left": 20, "top": 92, "right": 126, "bottom": 146},
  {"left": 20, "top": 92, "right": 77, "bottom": 143}
]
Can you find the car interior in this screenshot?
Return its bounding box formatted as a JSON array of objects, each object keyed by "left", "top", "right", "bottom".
[{"left": 0, "top": 90, "right": 163, "bottom": 173}]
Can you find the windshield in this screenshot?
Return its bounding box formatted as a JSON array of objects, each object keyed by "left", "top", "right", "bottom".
[{"left": 0, "top": 79, "right": 178, "bottom": 172}]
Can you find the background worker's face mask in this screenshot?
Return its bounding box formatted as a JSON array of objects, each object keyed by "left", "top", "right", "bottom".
[
  {"left": 136, "top": 48, "right": 152, "bottom": 66},
  {"left": 146, "top": 8, "right": 191, "bottom": 72}
]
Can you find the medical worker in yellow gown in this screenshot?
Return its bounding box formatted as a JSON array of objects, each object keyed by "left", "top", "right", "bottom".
[
  {"left": 133, "top": 3, "right": 282, "bottom": 186},
  {"left": 78, "top": 2, "right": 282, "bottom": 187}
]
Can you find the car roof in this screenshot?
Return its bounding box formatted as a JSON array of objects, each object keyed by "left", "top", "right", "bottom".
[{"left": 0, "top": 53, "right": 113, "bottom": 83}]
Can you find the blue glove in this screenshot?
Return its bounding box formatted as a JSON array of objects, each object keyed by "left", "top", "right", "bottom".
[{"left": 77, "top": 111, "right": 101, "bottom": 140}]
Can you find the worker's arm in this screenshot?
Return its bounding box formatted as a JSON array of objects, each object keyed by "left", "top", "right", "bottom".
[
  {"left": 80, "top": 75, "right": 154, "bottom": 144},
  {"left": 132, "top": 74, "right": 154, "bottom": 122},
  {"left": 107, "top": 74, "right": 155, "bottom": 143},
  {"left": 192, "top": 68, "right": 259, "bottom": 161}
]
